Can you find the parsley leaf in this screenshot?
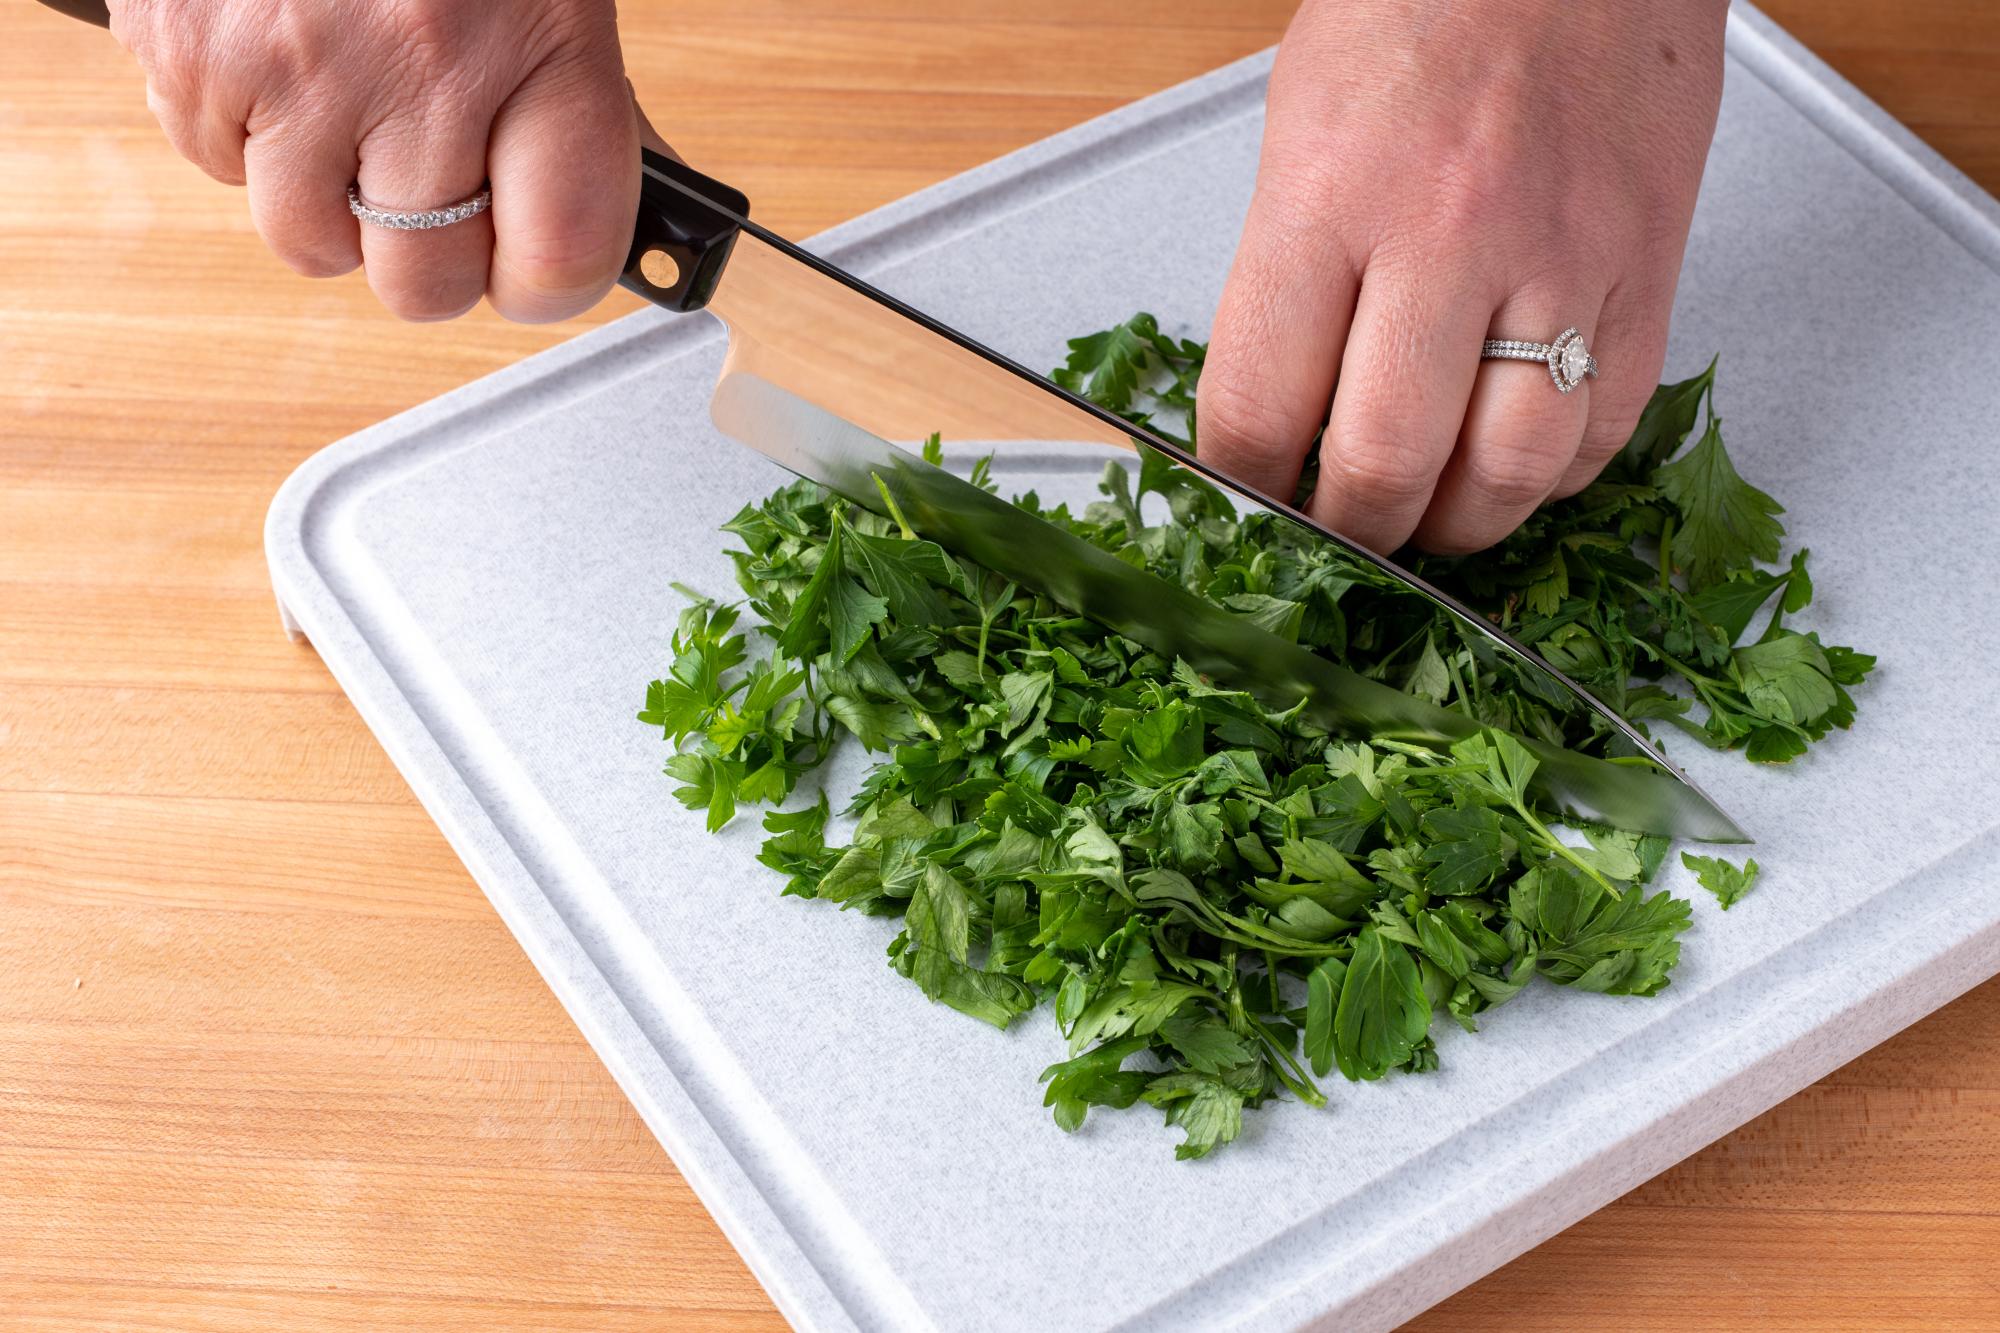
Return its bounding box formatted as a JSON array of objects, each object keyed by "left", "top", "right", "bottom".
[
  {"left": 1052, "top": 313, "right": 1160, "bottom": 414},
  {"left": 1733, "top": 632, "right": 1839, "bottom": 727},
  {"left": 1334, "top": 926, "right": 1432, "bottom": 1081},
  {"left": 1144, "top": 1073, "right": 1246, "bottom": 1161},
  {"left": 1682, "top": 852, "right": 1761, "bottom": 910},
  {"left": 1656, "top": 416, "right": 1786, "bottom": 591},
  {"left": 641, "top": 315, "right": 1874, "bottom": 1158}
]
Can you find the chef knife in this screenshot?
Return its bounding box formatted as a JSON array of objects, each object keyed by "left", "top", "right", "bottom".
[
  {"left": 625, "top": 152, "right": 1746, "bottom": 843},
  {"left": 612, "top": 152, "right": 1744, "bottom": 841},
  {"left": 35, "top": 0, "right": 1745, "bottom": 841}
]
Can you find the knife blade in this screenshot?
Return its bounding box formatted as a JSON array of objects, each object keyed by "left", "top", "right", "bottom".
[{"left": 618, "top": 151, "right": 1747, "bottom": 843}]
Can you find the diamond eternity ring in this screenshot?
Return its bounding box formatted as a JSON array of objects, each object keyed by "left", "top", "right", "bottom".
[
  {"left": 1481, "top": 327, "right": 1599, "bottom": 393},
  {"left": 346, "top": 184, "right": 492, "bottom": 232}
]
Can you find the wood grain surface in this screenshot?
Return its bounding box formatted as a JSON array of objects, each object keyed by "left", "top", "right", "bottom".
[{"left": 4, "top": 2, "right": 1997, "bottom": 1328}]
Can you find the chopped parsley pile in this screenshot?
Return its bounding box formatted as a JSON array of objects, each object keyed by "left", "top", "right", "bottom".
[{"left": 640, "top": 314, "right": 1873, "bottom": 1158}]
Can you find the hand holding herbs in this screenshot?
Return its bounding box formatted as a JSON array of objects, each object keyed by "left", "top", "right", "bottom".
[{"left": 640, "top": 315, "right": 1873, "bottom": 1158}]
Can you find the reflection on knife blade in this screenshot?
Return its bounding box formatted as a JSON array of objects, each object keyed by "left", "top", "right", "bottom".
[
  {"left": 710, "top": 371, "right": 1747, "bottom": 842},
  {"left": 669, "top": 219, "right": 1743, "bottom": 842}
]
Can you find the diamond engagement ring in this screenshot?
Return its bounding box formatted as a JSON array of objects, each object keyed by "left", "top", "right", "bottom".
[
  {"left": 346, "top": 184, "right": 492, "bottom": 231},
  {"left": 1481, "top": 327, "right": 1599, "bottom": 393}
]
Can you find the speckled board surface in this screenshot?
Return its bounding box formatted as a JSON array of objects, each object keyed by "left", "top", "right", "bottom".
[{"left": 264, "top": 8, "right": 2000, "bottom": 1330}]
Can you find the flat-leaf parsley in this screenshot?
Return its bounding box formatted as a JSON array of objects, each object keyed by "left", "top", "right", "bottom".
[{"left": 640, "top": 315, "right": 1873, "bottom": 1157}]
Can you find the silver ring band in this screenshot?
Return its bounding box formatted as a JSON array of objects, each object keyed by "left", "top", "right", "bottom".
[
  {"left": 347, "top": 184, "right": 492, "bottom": 231},
  {"left": 1482, "top": 327, "right": 1598, "bottom": 393}
]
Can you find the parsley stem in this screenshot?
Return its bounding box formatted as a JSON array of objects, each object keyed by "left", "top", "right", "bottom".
[
  {"left": 1221, "top": 942, "right": 1248, "bottom": 1035},
  {"left": 1657, "top": 652, "right": 1734, "bottom": 693},
  {"left": 869, "top": 472, "right": 918, "bottom": 540},
  {"left": 1513, "top": 801, "right": 1620, "bottom": 898},
  {"left": 1441, "top": 648, "right": 1474, "bottom": 714},
  {"left": 1252, "top": 1018, "right": 1326, "bottom": 1107},
  {"left": 1657, "top": 515, "right": 1676, "bottom": 593}
]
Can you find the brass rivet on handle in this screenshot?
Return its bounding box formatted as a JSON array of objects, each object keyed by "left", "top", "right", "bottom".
[{"left": 639, "top": 248, "right": 681, "bottom": 288}]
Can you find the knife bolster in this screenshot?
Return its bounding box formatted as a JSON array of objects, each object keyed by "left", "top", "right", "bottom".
[{"left": 620, "top": 150, "right": 749, "bottom": 314}]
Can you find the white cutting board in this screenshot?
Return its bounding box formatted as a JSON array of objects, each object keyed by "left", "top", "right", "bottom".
[{"left": 264, "top": 8, "right": 2000, "bottom": 1330}]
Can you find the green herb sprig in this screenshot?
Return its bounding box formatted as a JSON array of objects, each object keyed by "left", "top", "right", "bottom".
[{"left": 639, "top": 315, "right": 1871, "bottom": 1157}]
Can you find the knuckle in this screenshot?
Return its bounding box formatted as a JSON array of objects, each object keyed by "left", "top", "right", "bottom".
[
  {"left": 131, "top": 19, "right": 227, "bottom": 117},
  {"left": 496, "top": 227, "right": 624, "bottom": 316},
  {"left": 519, "top": 0, "right": 598, "bottom": 60},
  {"left": 117, "top": 1, "right": 175, "bottom": 69},
  {"left": 511, "top": 241, "right": 615, "bottom": 297},
  {"left": 106, "top": 0, "right": 143, "bottom": 49},
  {"left": 1423, "top": 154, "right": 1507, "bottom": 238},
  {"left": 1551, "top": 456, "right": 1610, "bottom": 500},
  {"left": 1366, "top": 159, "right": 1512, "bottom": 274},
  {"left": 1603, "top": 330, "right": 1670, "bottom": 398},
  {"left": 387, "top": 290, "right": 482, "bottom": 324},
  {"left": 193, "top": 143, "right": 247, "bottom": 186},
  {"left": 143, "top": 71, "right": 192, "bottom": 127},
  {"left": 281, "top": 244, "right": 361, "bottom": 280},
  {"left": 257, "top": 6, "right": 333, "bottom": 94},
  {"left": 1551, "top": 445, "right": 1612, "bottom": 500},
  {"left": 1256, "top": 136, "right": 1344, "bottom": 224},
  {"left": 143, "top": 78, "right": 179, "bottom": 126},
  {"left": 376, "top": 0, "right": 500, "bottom": 113},
  {"left": 376, "top": 267, "right": 484, "bottom": 322},
  {"left": 383, "top": 0, "right": 467, "bottom": 78},
  {"left": 1577, "top": 416, "right": 1633, "bottom": 465},
  {"left": 1419, "top": 521, "right": 1507, "bottom": 558},
  {"left": 1249, "top": 127, "right": 1375, "bottom": 257},
  {"left": 152, "top": 105, "right": 246, "bottom": 185},
  {"left": 1324, "top": 432, "right": 1438, "bottom": 512},
  {"left": 1196, "top": 368, "right": 1321, "bottom": 467},
  {"left": 1463, "top": 434, "right": 1568, "bottom": 511},
  {"left": 1579, "top": 381, "right": 1656, "bottom": 461},
  {"left": 1560, "top": 217, "right": 1626, "bottom": 280}
]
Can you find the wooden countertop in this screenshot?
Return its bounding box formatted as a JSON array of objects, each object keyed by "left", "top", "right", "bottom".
[{"left": 4, "top": 2, "right": 1997, "bottom": 1327}]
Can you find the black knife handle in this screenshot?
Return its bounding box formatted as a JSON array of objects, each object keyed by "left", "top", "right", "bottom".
[
  {"left": 36, "top": 0, "right": 111, "bottom": 26},
  {"left": 35, "top": 2, "right": 748, "bottom": 314},
  {"left": 618, "top": 149, "right": 749, "bottom": 314}
]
